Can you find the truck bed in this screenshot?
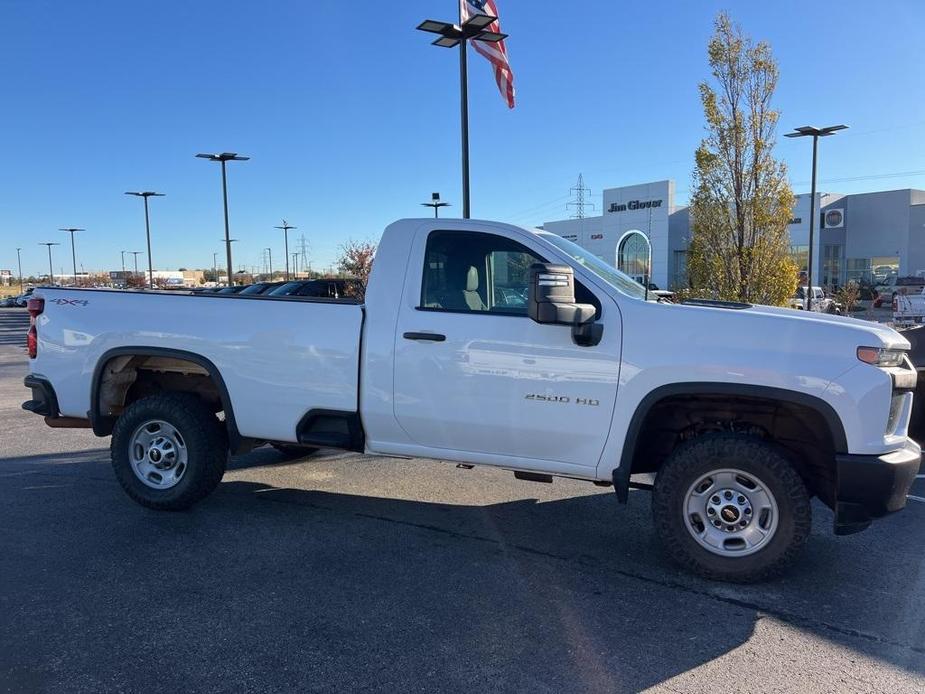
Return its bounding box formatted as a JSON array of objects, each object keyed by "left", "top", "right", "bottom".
[{"left": 30, "top": 287, "right": 364, "bottom": 443}]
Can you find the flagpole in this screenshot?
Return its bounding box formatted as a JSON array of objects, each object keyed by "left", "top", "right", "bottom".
[{"left": 459, "top": 37, "right": 471, "bottom": 219}]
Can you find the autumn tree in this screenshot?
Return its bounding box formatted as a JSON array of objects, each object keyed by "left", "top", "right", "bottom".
[
  {"left": 335, "top": 239, "right": 377, "bottom": 300},
  {"left": 687, "top": 12, "right": 797, "bottom": 305}
]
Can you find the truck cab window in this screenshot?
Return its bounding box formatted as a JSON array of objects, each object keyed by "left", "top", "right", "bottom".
[
  {"left": 421, "top": 230, "right": 541, "bottom": 315},
  {"left": 421, "top": 230, "right": 601, "bottom": 317}
]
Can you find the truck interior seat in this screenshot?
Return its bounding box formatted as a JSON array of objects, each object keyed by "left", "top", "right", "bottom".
[{"left": 463, "top": 266, "right": 487, "bottom": 311}]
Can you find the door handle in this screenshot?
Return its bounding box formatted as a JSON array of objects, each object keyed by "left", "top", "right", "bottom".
[{"left": 403, "top": 331, "right": 446, "bottom": 342}]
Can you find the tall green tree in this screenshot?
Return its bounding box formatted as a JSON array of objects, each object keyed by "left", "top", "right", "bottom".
[{"left": 688, "top": 12, "right": 797, "bottom": 305}]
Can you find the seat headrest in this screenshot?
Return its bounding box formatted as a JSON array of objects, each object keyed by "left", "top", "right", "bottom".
[{"left": 466, "top": 266, "right": 479, "bottom": 292}]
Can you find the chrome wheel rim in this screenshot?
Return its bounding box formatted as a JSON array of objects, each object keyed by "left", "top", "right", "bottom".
[
  {"left": 129, "top": 419, "right": 188, "bottom": 490},
  {"left": 683, "top": 468, "right": 779, "bottom": 557}
]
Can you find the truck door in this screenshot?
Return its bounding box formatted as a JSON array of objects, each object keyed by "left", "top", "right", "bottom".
[{"left": 392, "top": 227, "right": 621, "bottom": 471}]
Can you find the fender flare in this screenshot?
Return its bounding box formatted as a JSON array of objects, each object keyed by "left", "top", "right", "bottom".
[
  {"left": 612, "top": 382, "right": 849, "bottom": 502},
  {"left": 89, "top": 346, "right": 242, "bottom": 450}
]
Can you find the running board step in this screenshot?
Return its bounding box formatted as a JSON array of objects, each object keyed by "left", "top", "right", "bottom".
[{"left": 514, "top": 471, "right": 553, "bottom": 484}]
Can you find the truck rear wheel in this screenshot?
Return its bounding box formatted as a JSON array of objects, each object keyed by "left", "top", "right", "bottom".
[
  {"left": 652, "top": 433, "right": 811, "bottom": 582},
  {"left": 111, "top": 393, "right": 228, "bottom": 510}
]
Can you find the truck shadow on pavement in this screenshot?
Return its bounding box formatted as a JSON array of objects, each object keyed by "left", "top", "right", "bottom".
[{"left": 1, "top": 449, "right": 923, "bottom": 692}]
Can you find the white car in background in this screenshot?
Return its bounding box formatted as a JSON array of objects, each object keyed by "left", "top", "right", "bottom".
[{"left": 789, "top": 286, "right": 839, "bottom": 313}]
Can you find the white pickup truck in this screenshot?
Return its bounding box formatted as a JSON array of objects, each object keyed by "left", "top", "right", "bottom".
[{"left": 22, "top": 219, "right": 921, "bottom": 582}]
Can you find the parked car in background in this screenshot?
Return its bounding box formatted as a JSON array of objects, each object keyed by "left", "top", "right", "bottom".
[
  {"left": 238, "top": 281, "right": 285, "bottom": 295},
  {"left": 268, "top": 279, "right": 361, "bottom": 299},
  {"left": 13, "top": 288, "right": 35, "bottom": 307},
  {"left": 0, "top": 295, "right": 18, "bottom": 307},
  {"left": 215, "top": 285, "right": 248, "bottom": 294},
  {"left": 893, "top": 287, "right": 925, "bottom": 325},
  {"left": 789, "top": 286, "right": 839, "bottom": 313},
  {"left": 873, "top": 276, "right": 925, "bottom": 308}
]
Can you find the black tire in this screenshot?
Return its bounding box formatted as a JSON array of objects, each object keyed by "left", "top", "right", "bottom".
[
  {"left": 270, "top": 443, "right": 319, "bottom": 457},
  {"left": 111, "top": 393, "right": 229, "bottom": 510},
  {"left": 652, "top": 433, "right": 811, "bottom": 583}
]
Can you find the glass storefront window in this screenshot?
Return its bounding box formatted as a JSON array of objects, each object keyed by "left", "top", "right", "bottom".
[
  {"left": 822, "top": 244, "right": 844, "bottom": 289},
  {"left": 845, "top": 257, "right": 899, "bottom": 287},
  {"left": 617, "top": 231, "right": 650, "bottom": 283}
]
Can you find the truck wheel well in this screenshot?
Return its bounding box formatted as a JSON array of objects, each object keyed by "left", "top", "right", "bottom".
[
  {"left": 627, "top": 393, "right": 840, "bottom": 505},
  {"left": 92, "top": 349, "right": 240, "bottom": 448}
]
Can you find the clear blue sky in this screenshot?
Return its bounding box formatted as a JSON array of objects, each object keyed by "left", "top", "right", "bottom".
[{"left": 1, "top": 0, "right": 923, "bottom": 277}]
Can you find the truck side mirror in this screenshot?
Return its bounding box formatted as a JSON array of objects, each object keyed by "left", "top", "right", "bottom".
[{"left": 527, "top": 263, "right": 602, "bottom": 347}]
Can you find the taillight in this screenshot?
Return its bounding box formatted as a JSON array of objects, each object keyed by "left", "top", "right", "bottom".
[{"left": 27, "top": 297, "right": 44, "bottom": 359}]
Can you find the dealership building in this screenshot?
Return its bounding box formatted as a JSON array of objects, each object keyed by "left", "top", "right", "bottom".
[{"left": 542, "top": 180, "right": 925, "bottom": 290}]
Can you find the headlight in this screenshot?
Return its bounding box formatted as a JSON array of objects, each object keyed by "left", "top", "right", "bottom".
[{"left": 857, "top": 346, "right": 907, "bottom": 367}]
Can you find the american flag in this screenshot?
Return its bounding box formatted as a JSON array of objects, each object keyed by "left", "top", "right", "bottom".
[{"left": 460, "top": 0, "right": 515, "bottom": 109}]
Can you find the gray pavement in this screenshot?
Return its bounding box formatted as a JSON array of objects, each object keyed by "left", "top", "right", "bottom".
[{"left": 1, "top": 307, "right": 924, "bottom": 693}]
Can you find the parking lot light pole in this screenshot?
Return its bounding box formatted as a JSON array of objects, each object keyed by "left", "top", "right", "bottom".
[
  {"left": 16, "top": 247, "right": 23, "bottom": 293},
  {"left": 784, "top": 125, "right": 848, "bottom": 309},
  {"left": 120, "top": 250, "right": 127, "bottom": 275},
  {"left": 417, "top": 14, "right": 507, "bottom": 219},
  {"left": 129, "top": 251, "right": 142, "bottom": 281},
  {"left": 39, "top": 242, "right": 60, "bottom": 285},
  {"left": 265, "top": 247, "right": 273, "bottom": 278},
  {"left": 421, "top": 192, "right": 450, "bottom": 218},
  {"left": 125, "top": 192, "right": 165, "bottom": 290},
  {"left": 58, "top": 228, "right": 84, "bottom": 287},
  {"left": 222, "top": 240, "right": 239, "bottom": 285},
  {"left": 274, "top": 221, "right": 296, "bottom": 280},
  {"left": 197, "top": 153, "right": 249, "bottom": 286}
]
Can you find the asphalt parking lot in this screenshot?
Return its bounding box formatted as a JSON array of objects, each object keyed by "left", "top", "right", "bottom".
[{"left": 1, "top": 308, "right": 924, "bottom": 693}]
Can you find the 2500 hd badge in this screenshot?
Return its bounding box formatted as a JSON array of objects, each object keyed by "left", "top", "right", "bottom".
[{"left": 525, "top": 393, "right": 600, "bottom": 406}]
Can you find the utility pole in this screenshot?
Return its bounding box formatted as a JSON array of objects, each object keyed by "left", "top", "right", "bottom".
[
  {"left": 120, "top": 250, "right": 127, "bottom": 275},
  {"left": 275, "top": 221, "right": 296, "bottom": 280},
  {"left": 291, "top": 252, "right": 299, "bottom": 278},
  {"left": 567, "top": 174, "right": 594, "bottom": 219},
  {"left": 298, "top": 234, "right": 310, "bottom": 275},
  {"left": 265, "top": 247, "right": 273, "bottom": 278}
]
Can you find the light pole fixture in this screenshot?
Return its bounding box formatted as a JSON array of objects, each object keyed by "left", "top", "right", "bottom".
[
  {"left": 16, "top": 247, "right": 23, "bottom": 293},
  {"left": 197, "top": 152, "right": 249, "bottom": 286},
  {"left": 58, "top": 228, "right": 84, "bottom": 286},
  {"left": 784, "top": 124, "right": 848, "bottom": 309},
  {"left": 125, "top": 191, "right": 165, "bottom": 290},
  {"left": 422, "top": 192, "right": 451, "bottom": 218},
  {"left": 39, "top": 242, "right": 61, "bottom": 285},
  {"left": 265, "top": 247, "right": 273, "bottom": 278},
  {"left": 275, "top": 220, "right": 296, "bottom": 280},
  {"left": 417, "top": 14, "right": 507, "bottom": 219}
]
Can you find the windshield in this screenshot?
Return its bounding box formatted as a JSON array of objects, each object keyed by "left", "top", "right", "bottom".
[{"left": 538, "top": 232, "right": 648, "bottom": 300}]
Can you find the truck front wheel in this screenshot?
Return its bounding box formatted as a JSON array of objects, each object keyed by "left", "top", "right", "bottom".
[
  {"left": 652, "top": 434, "right": 811, "bottom": 582},
  {"left": 111, "top": 393, "right": 229, "bottom": 510}
]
